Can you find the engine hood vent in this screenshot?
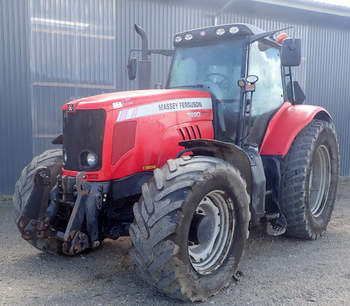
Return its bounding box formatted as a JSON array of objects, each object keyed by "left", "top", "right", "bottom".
[{"left": 178, "top": 125, "right": 202, "bottom": 141}]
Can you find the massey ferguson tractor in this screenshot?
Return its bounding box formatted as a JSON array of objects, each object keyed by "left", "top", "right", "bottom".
[{"left": 14, "top": 23, "right": 339, "bottom": 302}]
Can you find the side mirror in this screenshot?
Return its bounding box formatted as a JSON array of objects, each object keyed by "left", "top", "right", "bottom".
[
  {"left": 281, "top": 38, "right": 301, "bottom": 67},
  {"left": 127, "top": 58, "right": 137, "bottom": 80}
]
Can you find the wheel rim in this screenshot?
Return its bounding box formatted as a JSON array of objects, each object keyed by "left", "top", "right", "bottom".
[
  {"left": 308, "top": 145, "right": 331, "bottom": 217},
  {"left": 188, "top": 190, "right": 235, "bottom": 275}
]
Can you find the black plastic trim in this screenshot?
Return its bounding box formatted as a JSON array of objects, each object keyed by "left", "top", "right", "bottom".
[
  {"left": 111, "top": 172, "right": 153, "bottom": 200},
  {"left": 179, "top": 139, "right": 266, "bottom": 220},
  {"left": 63, "top": 109, "right": 106, "bottom": 171}
]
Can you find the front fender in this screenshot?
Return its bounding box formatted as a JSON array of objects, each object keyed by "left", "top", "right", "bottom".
[
  {"left": 179, "top": 139, "right": 266, "bottom": 219},
  {"left": 260, "top": 102, "right": 331, "bottom": 156}
]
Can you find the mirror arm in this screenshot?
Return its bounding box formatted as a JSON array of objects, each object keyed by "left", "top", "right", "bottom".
[
  {"left": 128, "top": 49, "right": 141, "bottom": 62},
  {"left": 149, "top": 49, "right": 174, "bottom": 57},
  {"left": 289, "top": 66, "right": 295, "bottom": 102},
  {"left": 128, "top": 49, "right": 174, "bottom": 60},
  {"left": 249, "top": 26, "right": 293, "bottom": 44}
]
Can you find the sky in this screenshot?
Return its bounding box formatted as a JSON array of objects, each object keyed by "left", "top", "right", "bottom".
[{"left": 312, "top": 0, "right": 350, "bottom": 7}]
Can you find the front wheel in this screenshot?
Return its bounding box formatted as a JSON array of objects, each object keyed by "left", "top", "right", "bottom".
[
  {"left": 129, "top": 156, "right": 250, "bottom": 302},
  {"left": 280, "top": 119, "right": 339, "bottom": 239},
  {"left": 13, "top": 149, "right": 63, "bottom": 254}
]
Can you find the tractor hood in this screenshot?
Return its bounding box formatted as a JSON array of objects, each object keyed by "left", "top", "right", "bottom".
[{"left": 62, "top": 89, "right": 212, "bottom": 113}]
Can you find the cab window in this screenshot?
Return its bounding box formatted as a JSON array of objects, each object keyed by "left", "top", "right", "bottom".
[
  {"left": 247, "top": 41, "right": 284, "bottom": 145},
  {"left": 249, "top": 41, "right": 284, "bottom": 115}
]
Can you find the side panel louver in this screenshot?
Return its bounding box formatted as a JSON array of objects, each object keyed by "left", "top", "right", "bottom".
[{"left": 178, "top": 125, "right": 202, "bottom": 141}]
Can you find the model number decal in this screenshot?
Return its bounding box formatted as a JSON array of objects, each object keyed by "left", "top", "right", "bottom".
[
  {"left": 187, "top": 112, "right": 201, "bottom": 118},
  {"left": 117, "top": 98, "right": 211, "bottom": 122}
]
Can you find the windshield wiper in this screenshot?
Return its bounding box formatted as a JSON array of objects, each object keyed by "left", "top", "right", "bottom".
[{"left": 169, "top": 84, "right": 205, "bottom": 89}]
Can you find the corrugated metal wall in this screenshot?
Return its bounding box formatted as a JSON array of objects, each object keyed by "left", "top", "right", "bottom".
[
  {"left": 305, "top": 24, "right": 350, "bottom": 176},
  {"left": 1, "top": 0, "right": 350, "bottom": 194},
  {"left": 0, "top": 0, "right": 33, "bottom": 194},
  {"left": 30, "top": 0, "right": 117, "bottom": 156}
]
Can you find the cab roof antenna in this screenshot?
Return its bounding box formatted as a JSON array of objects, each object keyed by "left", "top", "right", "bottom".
[{"left": 208, "top": 0, "right": 236, "bottom": 26}]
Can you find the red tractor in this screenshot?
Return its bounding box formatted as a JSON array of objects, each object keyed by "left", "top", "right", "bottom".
[{"left": 14, "top": 23, "right": 339, "bottom": 302}]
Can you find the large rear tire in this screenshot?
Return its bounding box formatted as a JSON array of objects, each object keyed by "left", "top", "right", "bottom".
[
  {"left": 280, "top": 119, "right": 339, "bottom": 239},
  {"left": 13, "top": 149, "right": 63, "bottom": 254},
  {"left": 129, "top": 156, "right": 250, "bottom": 302}
]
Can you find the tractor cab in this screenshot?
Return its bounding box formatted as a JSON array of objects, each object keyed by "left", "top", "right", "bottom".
[{"left": 166, "top": 23, "right": 302, "bottom": 147}]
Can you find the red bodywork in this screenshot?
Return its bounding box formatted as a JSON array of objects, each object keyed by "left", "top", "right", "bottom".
[
  {"left": 62, "top": 89, "right": 214, "bottom": 181},
  {"left": 260, "top": 102, "right": 331, "bottom": 156},
  {"left": 62, "top": 90, "right": 330, "bottom": 181}
]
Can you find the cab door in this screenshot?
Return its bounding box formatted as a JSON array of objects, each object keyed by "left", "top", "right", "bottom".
[{"left": 247, "top": 40, "right": 284, "bottom": 146}]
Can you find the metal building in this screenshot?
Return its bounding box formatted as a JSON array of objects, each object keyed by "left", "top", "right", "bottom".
[{"left": 1, "top": 0, "right": 350, "bottom": 194}]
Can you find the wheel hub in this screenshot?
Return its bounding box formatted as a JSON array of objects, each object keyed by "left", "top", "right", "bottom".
[
  {"left": 188, "top": 190, "right": 235, "bottom": 275},
  {"left": 309, "top": 144, "right": 331, "bottom": 217}
]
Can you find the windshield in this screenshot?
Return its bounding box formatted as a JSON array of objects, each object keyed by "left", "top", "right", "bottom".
[
  {"left": 168, "top": 38, "right": 245, "bottom": 142},
  {"left": 168, "top": 39, "right": 244, "bottom": 101}
]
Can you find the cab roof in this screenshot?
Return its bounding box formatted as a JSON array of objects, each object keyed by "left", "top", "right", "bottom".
[{"left": 173, "top": 23, "right": 279, "bottom": 47}]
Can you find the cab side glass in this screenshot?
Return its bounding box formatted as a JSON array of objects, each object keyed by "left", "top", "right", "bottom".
[
  {"left": 248, "top": 41, "right": 284, "bottom": 145},
  {"left": 249, "top": 41, "right": 284, "bottom": 116}
]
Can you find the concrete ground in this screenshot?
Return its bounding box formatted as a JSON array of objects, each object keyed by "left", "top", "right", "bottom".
[{"left": 1, "top": 178, "right": 349, "bottom": 306}]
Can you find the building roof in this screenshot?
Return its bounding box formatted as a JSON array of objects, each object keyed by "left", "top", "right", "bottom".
[{"left": 252, "top": 0, "right": 350, "bottom": 18}]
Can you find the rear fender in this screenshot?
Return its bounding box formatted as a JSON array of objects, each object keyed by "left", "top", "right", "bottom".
[
  {"left": 180, "top": 139, "right": 266, "bottom": 219},
  {"left": 260, "top": 102, "right": 331, "bottom": 156}
]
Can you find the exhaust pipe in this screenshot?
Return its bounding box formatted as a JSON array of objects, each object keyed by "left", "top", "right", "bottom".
[
  {"left": 134, "top": 24, "right": 149, "bottom": 61},
  {"left": 134, "top": 24, "right": 151, "bottom": 89}
]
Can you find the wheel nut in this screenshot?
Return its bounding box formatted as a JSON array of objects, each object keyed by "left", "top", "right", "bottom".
[{"left": 92, "top": 241, "right": 100, "bottom": 248}]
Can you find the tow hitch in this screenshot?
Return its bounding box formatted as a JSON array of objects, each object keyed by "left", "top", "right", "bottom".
[{"left": 17, "top": 168, "right": 110, "bottom": 255}]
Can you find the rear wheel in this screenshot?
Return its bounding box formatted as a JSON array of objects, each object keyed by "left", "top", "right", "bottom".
[
  {"left": 129, "top": 156, "right": 250, "bottom": 302},
  {"left": 280, "top": 119, "right": 339, "bottom": 239},
  {"left": 13, "top": 149, "right": 63, "bottom": 254}
]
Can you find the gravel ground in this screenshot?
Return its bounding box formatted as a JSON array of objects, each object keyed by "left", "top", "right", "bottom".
[{"left": 1, "top": 177, "right": 350, "bottom": 306}]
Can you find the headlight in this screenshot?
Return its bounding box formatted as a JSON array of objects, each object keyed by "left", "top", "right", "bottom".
[
  {"left": 86, "top": 152, "right": 97, "bottom": 167},
  {"left": 175, "top": 36, "right": 182, "bottom": 43},
  {"left": 184, "top": 33, "right": 193, "bottom": 40},
  {"left": 216, "top": 28, "right": 225, "bottom": 36},
  {"left": 229, "top": 26, "right": 239, "bottom": 34},
  {"left": 80, "top": 151, "right": 98, "bottom": 168}
]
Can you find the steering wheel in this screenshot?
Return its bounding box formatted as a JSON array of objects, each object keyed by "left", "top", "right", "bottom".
[{"left": 205, "top": 73, "right": 230, "bottom": 86}]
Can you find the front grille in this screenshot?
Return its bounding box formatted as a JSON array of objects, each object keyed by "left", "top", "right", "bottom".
[{"left": 63, "top": 109, "right": 106, "bottom": 171}]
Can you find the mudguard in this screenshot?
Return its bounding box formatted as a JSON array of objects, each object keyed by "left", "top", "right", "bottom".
[
  {"left": 179, "top": 139, "right": 266, "bottom": 219},
  {"left": 260, "top": 102, "right": 331, "bottom": 156}
]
